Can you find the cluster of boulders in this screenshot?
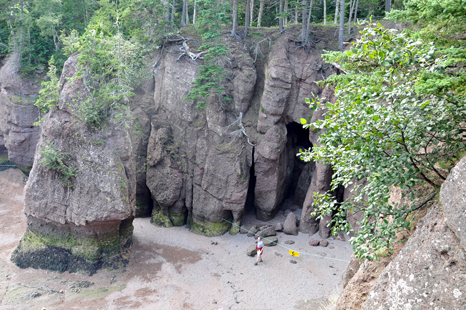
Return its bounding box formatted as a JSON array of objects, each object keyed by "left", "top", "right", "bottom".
[
  {"left": 244, "top": 209, "right": 339, "bottom": 256},
  {"left": 308, "top": 238, "right": 329, "bottom": 247}
]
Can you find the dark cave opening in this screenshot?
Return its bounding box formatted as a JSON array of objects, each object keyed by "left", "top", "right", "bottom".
[
  {"left": 284, "top": 122, "right": 314, "bottom": 207},
  {"left": 244, "top": 147, "right": 256, "bottom": 215},
  {"left": 243, "top": 121, "right": 315, "bottom": 221}
]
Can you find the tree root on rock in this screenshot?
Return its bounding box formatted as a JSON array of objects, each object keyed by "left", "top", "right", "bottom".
[{"left": 177, "top": 40, "right": 207, "bottom": 61}]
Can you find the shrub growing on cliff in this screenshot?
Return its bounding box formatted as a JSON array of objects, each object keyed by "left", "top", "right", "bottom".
[
  {"left": 39, "top": 140, "right": 78, "bottom": 187},
  {"left": 185, "top": 0, "right": 230, "bottom": 110},
  {"left": 60, "top": 4, "right": 147, "bottom": 126},
  {"left": 299, "top": 22, "right": 466, "bottom": 260},
  {"left": 34, "top": 56, "right": 60, "bottom": 125}
]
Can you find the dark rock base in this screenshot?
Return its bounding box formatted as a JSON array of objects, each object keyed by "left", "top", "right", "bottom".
[
  {"left": 11, "top": 218, "right": 134, "bottom": 275},
  {"left": 11, "top": 244, "right": 130, "bottom": 276}
]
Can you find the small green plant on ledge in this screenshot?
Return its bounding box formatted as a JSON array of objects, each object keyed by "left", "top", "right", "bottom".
[{"left": 39, "top": 140, "right": 78, "bottom": 187}]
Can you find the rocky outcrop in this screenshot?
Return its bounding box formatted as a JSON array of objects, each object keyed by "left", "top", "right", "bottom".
[
  {"left": 11, "top": 54, "right": 136, "bottom": 275},
  {"left": 341, "top": 255, "right": 360, "bottom": 289},
  {"left": 337, "top": 254, "right": 392, "bottom": 310},
  {"left": 147, "top": 38, "right": 255, "bottom": 235},
  {"left": 254, "top": 124, "right": 289, "bottom": 220},
  {"left": 344, "top": 156, "right": 466, "bottom": 310},
  {"left": 361, "top": 206, "right": 466, "bottom": 310},
  {"left": 130, "top": 76, "right": 155, "bottom": 217},
  {"left": 0, "top": 54, "right": 41, "bottom": 166},
  {"left": 254, "top": 31, "right": 335, "bottom": 221},
  {"left": 9, "top": 26, "right": 345, "bottom": 241},
  {"left": 283, "top": 211, "right": 299, "bottom": 235},
  {"left": 440, "top": 155, "right": 466, "bottom": 249},
  {"left": 299, "top": 162, "right": 333, "bottom": 234}
]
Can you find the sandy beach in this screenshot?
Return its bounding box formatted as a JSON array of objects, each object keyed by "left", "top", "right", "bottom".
[{"left": 0, "top": 168, "right": 353, "bottom": 310}]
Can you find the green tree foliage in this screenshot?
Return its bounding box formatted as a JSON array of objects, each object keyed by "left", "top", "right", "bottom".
[
  {"left": 34, "top": 56, "right": 60, "bottom": 124},
  {"left": 0, "top": 0, "right": 11, "bottom": 58},
  {"left": 39, "top": 140, "right": 78, "bottom": 187},
  {"left": 62, "top": 1, "right": 147, "bottom": 126},
  {"left": 186, "top": 44, "right": 229, "bottom": 109},
  {"left": 299, "top": 22, "right": 466, "bottom": 260},
  {"left": 0, "top": 0, "right": 400, "bottom": 77},
  {"left": 388, "top": 0, "right": 466, "bottom": 47},
  {"left": 185, "top": 0, "right": 231, "bottom": 109},
  {"left": 195, "top": 0, "right": 229, "bottom": 41},
  {"left": 34, "top": 0, "right": 63, "bottom": 50}
]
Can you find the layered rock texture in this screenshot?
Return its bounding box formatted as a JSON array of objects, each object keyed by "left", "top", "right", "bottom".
[
  {"left": 11, "top": 55, "right": 136, "bottom": 275},
  {"left": 146, "top": 38, "right": 255, "bottom": 236},
  {"left": 0, "top": 54, "right": 41, "bottom": 166},
  {"left": 136, "top": 28, "right": 339, "bottom": 236}
]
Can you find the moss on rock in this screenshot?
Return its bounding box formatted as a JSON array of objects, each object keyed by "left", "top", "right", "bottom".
[
  {"left": 150, "top": 209, "right": 173, "bottom": 227},
  {"left": 190, "top": 219, "right": 231, "bottom": 237},
  {"left": 229, "top": 223, "right": 240, "bottom": 235},
  {"left": 11, "top": 219, "right": 134, "bottom": 275},
  {"left": 169, "top": 211, "right": 186, "bottom": 227}
]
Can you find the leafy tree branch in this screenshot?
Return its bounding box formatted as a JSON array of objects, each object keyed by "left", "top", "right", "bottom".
[{"left": 299, "top": 22, "right": 466, "bottom": 260}]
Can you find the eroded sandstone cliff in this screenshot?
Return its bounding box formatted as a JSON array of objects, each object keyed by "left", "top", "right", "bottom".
[
  {"left": 137, "top": 27, "right": 339, "bottom": 236},
  {"left": 0, "top": 54, "right": 41, "bottom": 167},
  {"left": 7, "top": 25, "right": 345, "bottom": 274}
]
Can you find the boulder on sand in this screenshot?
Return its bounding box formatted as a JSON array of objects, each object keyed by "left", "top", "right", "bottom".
[
  {"left": 283, "top": 212, "right": 299, "bottom": 235},
  {"left": 263, "top": 236, "right": 278, "bottom": 247}
]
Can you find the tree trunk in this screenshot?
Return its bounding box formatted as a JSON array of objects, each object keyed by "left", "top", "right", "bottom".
[
  {"left": 301, "top": 0, "right": 307, "bottom": 38},
  {"left": 295, "top": 5, "right": 298, "bottom": 24},
  {"left": 182, "top": 0, "right": 187, "bottom": 26},
  {"left": 186, "top": 0, "right": 189, "bottom": 24},
  {"left": 284, "top": 0, "right": 288, "bottom": 25},
  {"left": 334, "top": 0, "right": 339, "bottom": 24},
  {"left": 250, "top": 0, "right": 254, "bottom": 27},
  {"left": 348, "top": 0, "right": 355, "bottom": 36},
  {"left": 231, "top": 0, "right": 238, "bottom": 35},
  {"left": 303, "top": 0, "right": 313, "bottom": 43},
  {"left": 193, "top": 0, "right": 197, "bottom": 24},
  {"left": 84, "top": 0, "right": 89, "bottom": 25},
  {"left": 27, "top": 21, "right": 30, "bottom": 64},
  {"left": 385, "top": 0, "right": 391, "bottom": 13},
  {"left": 307, "top": 0, "right": 313, "bottom": 26},
  {"left": 171, "top": 0, "right": 175, "bottom": 23},
  {"left": 353, "top": 0, "right": 359, "bottom": 34},
  {"left": 257, "top": 0, "right": 264, "bottom": 27},
  {"left": 52, "top": 26, "right": 58, "bottom": 50},
  {"left": 164, "top": 0, "right": 170, "bottom": 22},
  {"left": 19, "top": 0, "right": 23, "bottom": 62},
  {"left": 245, "top": 0, "right": 250, "bottom": 35},
  {"left": 279, "top": 0, "right": 283, "bottom": 32},
  {"left": 323, "top": 0, "right": 326, "bottom": 24},
  {"left": 338, "top": 0, "right": 345, "bottom": 51}
]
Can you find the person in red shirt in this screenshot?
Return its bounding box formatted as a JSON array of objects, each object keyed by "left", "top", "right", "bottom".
[{"left": 255, "top": 237, "right": 264, "bottom": 265}]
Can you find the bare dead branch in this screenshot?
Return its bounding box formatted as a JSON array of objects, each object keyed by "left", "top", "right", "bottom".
[
  {"left": 331, "top": 62, "right": 347, "bottom": 74},
  {"left": 224, "top": 112, "right": 256, "bottom": 147},
  {"left": 177, "top": 40, "right": 207, "bottom": 61}
]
